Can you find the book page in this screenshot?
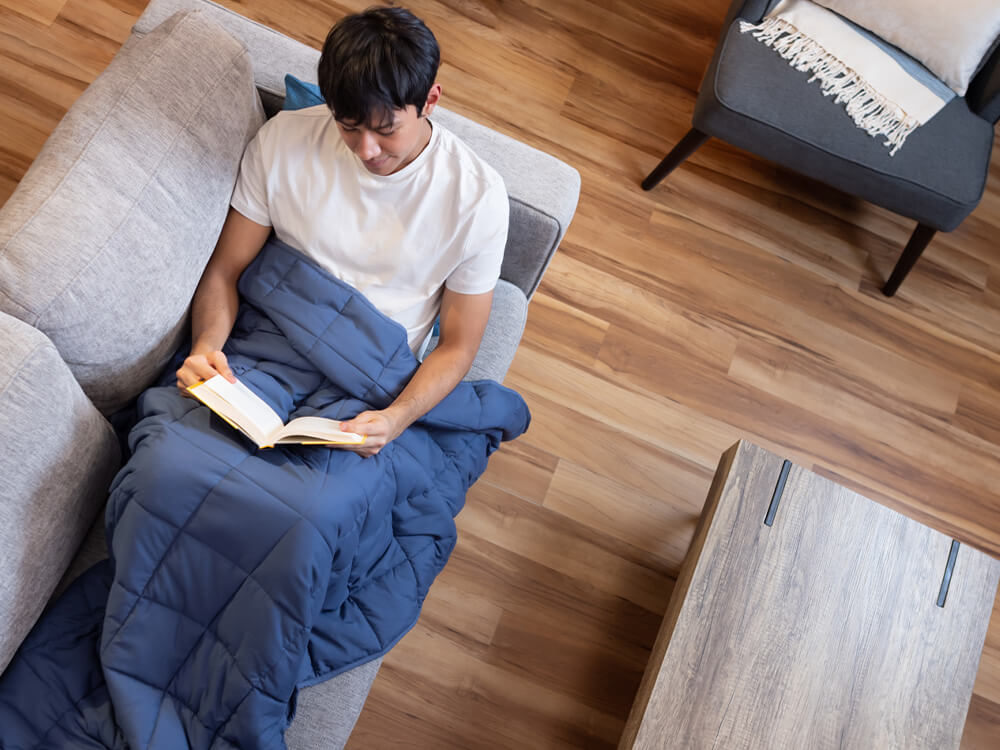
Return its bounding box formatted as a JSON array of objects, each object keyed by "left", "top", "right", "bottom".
[
  {"left": 188, "top": 375, "right": 284, "bottom": 447},
  {"left": 273, "top": 416, "right": 366, "bottom": 445}
]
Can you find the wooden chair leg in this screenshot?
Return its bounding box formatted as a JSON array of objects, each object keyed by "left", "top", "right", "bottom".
[
  {"left": 641, "top": 128, "right": 710, "bottom": 191},
  {"left": 882, "top": 223, "right": 938, "bottom": 297}
]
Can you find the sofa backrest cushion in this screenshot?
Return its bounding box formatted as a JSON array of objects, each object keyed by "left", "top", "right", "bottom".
[
  {"left": 0, "top": 10, "right": 265, "bottom": 414},
  {"left": 0, "top": 312, "right": 121, "bottom": 674}
]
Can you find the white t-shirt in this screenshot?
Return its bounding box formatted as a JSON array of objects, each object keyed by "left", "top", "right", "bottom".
[{"left": 230, "top": 104, "right": 509, "bottom": 353}]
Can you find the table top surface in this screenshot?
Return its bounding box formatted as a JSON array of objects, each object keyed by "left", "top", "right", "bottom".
[{"left": 621, "top": 440, "right": 1000, "bottom": 750}]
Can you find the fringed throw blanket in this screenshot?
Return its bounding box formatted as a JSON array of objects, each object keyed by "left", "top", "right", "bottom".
[
  {"left": 740, "top": 0, "right": 954, "bottom": 155},
  {"left": 0, "top": 238, "right": 530, "bottom": 749}
]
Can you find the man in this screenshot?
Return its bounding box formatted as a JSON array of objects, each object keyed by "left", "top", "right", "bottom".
[{"left": 175, "top": 6, "right": 508, "bottom": 457}]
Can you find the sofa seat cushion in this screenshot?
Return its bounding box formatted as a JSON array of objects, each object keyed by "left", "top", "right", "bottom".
[
  {"left": 0, "top": 312, "right": 120, "bottom": 674},
  {"left": 693, "top": 19, "right": 995, "bottom": 231},
  {"left": 0, "top": 10, "right": 265, "bottom": 414}
]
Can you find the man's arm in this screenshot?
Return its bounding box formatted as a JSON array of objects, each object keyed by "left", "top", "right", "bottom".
[
  {"left": 175, "top": 208, "right": 272, "bottom": 388},
  {"left": 339, "top": 286, "right": 494, "bottom": 457}
]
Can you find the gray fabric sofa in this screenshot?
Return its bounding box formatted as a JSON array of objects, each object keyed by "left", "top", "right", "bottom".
[{"left": 0, "top": 0, "right": 580, "bottom": 746}]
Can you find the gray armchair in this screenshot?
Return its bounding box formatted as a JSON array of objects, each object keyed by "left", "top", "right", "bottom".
[{"left": 643, "top": 0, "right": 999, "bottom": 296}]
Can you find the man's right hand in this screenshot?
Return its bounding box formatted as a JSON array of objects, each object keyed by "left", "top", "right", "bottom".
[
  {"left": 176, "top": 350, "right": 237, "bottom": 390},
  {"left": 178, "top": 208, "right": 271, "bottom": 392}
]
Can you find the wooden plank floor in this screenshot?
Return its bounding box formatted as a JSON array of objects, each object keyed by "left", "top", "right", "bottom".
[{"left": 2, "top": 0, "right": 999, "bottom": 747}]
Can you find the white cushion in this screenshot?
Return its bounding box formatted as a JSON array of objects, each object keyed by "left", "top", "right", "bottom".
[{"left": 815, "top": 0, "right": 1000, "bottom": 95}]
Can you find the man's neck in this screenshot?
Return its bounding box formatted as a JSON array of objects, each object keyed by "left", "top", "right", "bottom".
[{"left": 397, "top": 118, "right": 433, "bottom": 173}]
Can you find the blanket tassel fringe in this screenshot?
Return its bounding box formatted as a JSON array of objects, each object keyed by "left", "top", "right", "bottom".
[{"left": 739, "top": 18, "right": 918, "bottom": 156}]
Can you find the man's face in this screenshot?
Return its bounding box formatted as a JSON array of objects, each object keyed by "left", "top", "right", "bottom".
[
  {"left": 334, "top": 106, "right": 422, "bottom": 176},
  {"left": 333, "top": 84, "right": 441, "bottom": 176}
]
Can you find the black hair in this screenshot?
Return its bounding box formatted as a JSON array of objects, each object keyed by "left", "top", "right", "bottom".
[{"left": 317, "top": 6, "right": 440, "bottom": 128}]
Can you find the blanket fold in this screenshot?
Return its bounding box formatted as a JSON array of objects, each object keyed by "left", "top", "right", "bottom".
[{"left": 0, "top": 237, "right": 530, "bottom": 750}]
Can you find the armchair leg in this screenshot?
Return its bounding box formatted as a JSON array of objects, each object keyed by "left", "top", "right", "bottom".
[
  {"left": 641, "top": 128, "right": 710, "bottom": 191},
  {"left": 882, "top": 223, "right": 938, "bottom": 297}
]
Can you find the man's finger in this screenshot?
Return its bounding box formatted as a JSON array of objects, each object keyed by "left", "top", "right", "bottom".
[
  {"left": 178, "top": 381, "right": 199, "bottom": 398},
  {"left": 175, "top": 367, "right": 200, "bottom": 389},
  {"left": 340, "top": 414, "right": 372, "bottom": 433},
  {"left": 178, "top": 367, "right": 209, "bottom": 388},
  {"left": 209, "top": 353, "right": 237, "bottom": 383}
]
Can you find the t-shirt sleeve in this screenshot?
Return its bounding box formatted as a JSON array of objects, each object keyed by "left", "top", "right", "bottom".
[
  {"left": 445, "top": 179, "right": 509, "bottom": 295},
  {"left": 230, "top": 129, "right": 272, "bottom": 227}
]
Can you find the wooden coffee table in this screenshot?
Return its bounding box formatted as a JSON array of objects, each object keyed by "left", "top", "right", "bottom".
[{"left": 620, "top": 440, "right": 1000, "bottom": 750}]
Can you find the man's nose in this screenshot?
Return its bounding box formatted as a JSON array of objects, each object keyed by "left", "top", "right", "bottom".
[{"left": 356, "top": 131, "right": 380, "bottom": 160}]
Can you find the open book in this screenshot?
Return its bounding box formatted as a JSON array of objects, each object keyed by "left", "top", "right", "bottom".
[{"left": 187, "top": 374, "right": 366, "bottom": 449}]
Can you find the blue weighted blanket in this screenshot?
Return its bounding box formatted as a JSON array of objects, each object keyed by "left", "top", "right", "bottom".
[{"left": 0, "top": 238, "right": 529, "bottom": 749}]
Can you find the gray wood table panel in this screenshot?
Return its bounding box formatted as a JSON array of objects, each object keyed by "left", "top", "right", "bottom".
[{"left": 620, "top": 441, "right": 1000, "bottom": 750}]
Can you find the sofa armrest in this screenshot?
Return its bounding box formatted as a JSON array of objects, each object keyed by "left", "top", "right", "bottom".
[
  {"left": 467, "top": 281, "right": 528, "bottom": 383},
  {"left": 431, "top": 108, "right": 580, "bottom": 298},
  {"left": 422, "top": 280, "right": 527, "bottom": 384}
]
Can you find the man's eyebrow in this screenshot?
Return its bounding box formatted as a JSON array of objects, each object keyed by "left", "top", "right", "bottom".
[
  {"left": 334, "top": 114, "right": 398, "bottom": 131},
  {"left": 371, "top": 117, "right": 398, "bottom": 131}
]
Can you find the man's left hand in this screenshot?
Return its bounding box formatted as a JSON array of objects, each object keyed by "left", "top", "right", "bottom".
[{"left": 340, "top": 409, "right": 406, "bottom": 457}]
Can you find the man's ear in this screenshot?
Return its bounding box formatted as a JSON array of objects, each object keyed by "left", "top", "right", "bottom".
[{"left": 421, "top": 83, "right": 443, "bottom": 117}]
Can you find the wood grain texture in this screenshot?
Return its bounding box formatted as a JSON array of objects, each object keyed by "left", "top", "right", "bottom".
[
  {"left": 2, "top": 0, "right": 1000, "bottom": 747},
  {"left": 618, "top": 442, "right": 741, "bottom": 749},
  {"left": 624, "top": 442, "right": 1000, "bottom": 750},
  {"left": 0, "top": 0, "right": 67, "bottom": 26}
]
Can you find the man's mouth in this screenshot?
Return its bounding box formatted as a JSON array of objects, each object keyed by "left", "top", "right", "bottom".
[{"left": 364, "top": 156, "right": 390, "bottom": 170}]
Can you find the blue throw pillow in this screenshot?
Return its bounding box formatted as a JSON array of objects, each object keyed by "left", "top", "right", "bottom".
[{"left": 282, "top": 74, "right": 325, "bottom": 110}]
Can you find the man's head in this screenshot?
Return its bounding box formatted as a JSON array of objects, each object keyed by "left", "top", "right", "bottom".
[{"left": 318, "top": 6, "right": 442, "bottom": 175}]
